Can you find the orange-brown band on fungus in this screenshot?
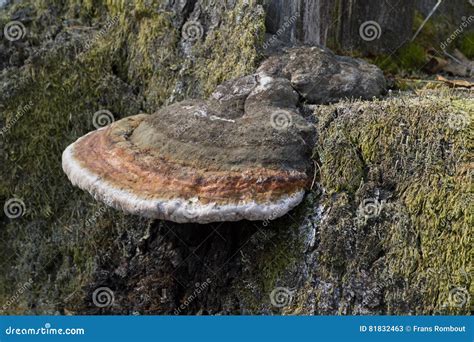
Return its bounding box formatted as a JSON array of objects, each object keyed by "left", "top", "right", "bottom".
[{"left": 73, "top": 116, "right": 309, "bottom": 205}]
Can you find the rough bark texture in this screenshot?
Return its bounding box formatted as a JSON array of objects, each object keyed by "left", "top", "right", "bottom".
[
  {"left": 416, "top": 0, "right": 472, "bottom": 21},
  {"left": 333, "top": 0, "right": 416, "bottom": 54},
  {"left": 0, "top": 0, "right": 472, "bottom": 316},
  {"left": 264, "top": 0, "right": 322, "bottom": 45},
  {"left": 263, "top": 0, "right": 416, "bottom": 54}
]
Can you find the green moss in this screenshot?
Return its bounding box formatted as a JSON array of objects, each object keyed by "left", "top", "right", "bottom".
[
  {"left": 412, "top": 11, "right": 438, "bottom": 47},
  {"left": 124, "top": 11, "right": 181, "bottom": 108},
  {"left": 397, "top": 43, "right": 427, "bottom": 71},
  {"left": 316, "top": 90, "right": 473, "bottom": 314},
  {"left": 0, "top": 33, "right": 145, "bottom": 310},
  {"left": 457, "top": 32, "right": 474, "bottom": 59},
  {"left": 370, "top": 42, "right": 428, "bottom": 75},
  {"left": 92, "top": 0, "right": 264, "bottom": 107},
  {"left": 318, "top": 138, "right": 366, "bottom": 194},
  {"left": 257, "top": 224, "right": 300, "bottom": 293},
  {"left": 193, "top": 0, "right": 265, "bottom": 96},
  {"left": 371, "top": 54, "right": 399, "bottom": 75},
  {"left": 368, "top": 11, "right": 473, "bottom": 75},
  {"left": 234, "top": 196, "right": 313, "bottom": 311}
]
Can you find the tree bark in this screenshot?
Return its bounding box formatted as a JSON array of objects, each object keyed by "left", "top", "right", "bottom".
[{"left": 264, "top": 0, "right": 416, "bottom": 54}]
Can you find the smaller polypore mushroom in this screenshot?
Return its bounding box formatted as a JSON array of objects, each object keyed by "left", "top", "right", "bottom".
[
  {"left": 258, "top": 46, "right": 386, "bottom": 104},
  {"left": 62, "top": 73, "right": 315, "bottom": 224}
]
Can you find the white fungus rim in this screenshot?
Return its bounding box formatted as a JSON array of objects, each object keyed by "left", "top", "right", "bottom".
[{"left": 62, "top": 132, "right": 305, "bottom": 224}]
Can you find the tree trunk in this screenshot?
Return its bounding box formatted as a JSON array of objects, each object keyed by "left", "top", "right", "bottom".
[{"left": 263, "top": 0, "right": 416, "bottom": 54}]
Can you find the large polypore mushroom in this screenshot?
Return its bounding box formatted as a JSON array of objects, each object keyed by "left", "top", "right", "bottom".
[
  {"left": 62, "top": 47, "right": 385, "bottom": 223},
  {"left": 63, "top": 74, "right": 315, "bottom": 223}
]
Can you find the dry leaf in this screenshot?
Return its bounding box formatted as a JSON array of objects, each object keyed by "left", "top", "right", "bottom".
[{"left": 436, "top": 75, "right": 473, "bottom": 88}]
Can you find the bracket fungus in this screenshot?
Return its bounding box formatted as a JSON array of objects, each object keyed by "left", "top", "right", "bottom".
[
  {"left": 63, "top": 77, "right": 315, "bottom": 224},
  {"left": 258, "top": 46, "right": 386, "bottom": 104},
  {"left": 62, "top": 47, "right": 385, "bottom": 223}
]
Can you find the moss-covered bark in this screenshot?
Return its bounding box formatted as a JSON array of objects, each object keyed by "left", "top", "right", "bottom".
[{"left": 310, "top": 91, "right": 472, "bottom": 314}]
